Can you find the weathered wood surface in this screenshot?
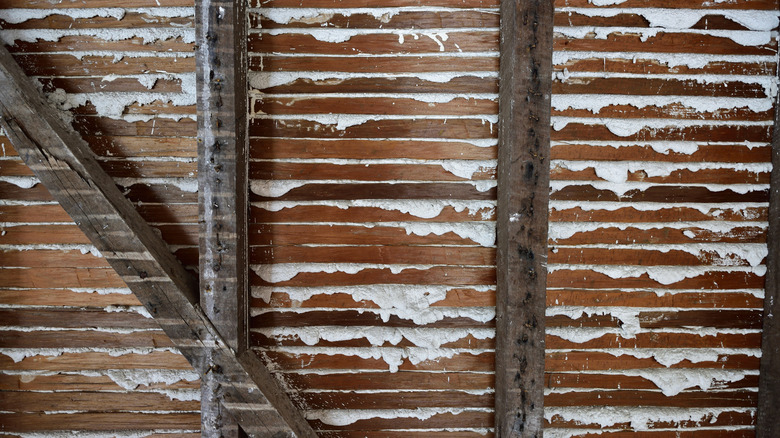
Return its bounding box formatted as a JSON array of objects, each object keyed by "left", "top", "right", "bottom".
[
  {"left": 757, "top": 60, "right": 780, "bottom": 438},
  {"left": 494, "top": 0, "right": 553, "bottom": 436},
  {"left": 196, "top": 0, "right": 249, "bottom": 434},
  {"left": 0, "top": 44, "right": 315, "bottom": 437}
]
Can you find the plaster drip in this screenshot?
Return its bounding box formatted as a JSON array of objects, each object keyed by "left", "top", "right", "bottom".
[
  {"left": 251, "top": 284, "right": 495, "bottom": 325},
  {"left": 249, "top": 158, "right": 496, "bottom": 180},
  {"left": 551, "top": 140, "right": 769, "bottom": 155},
  {"left": 256, "top": 28, "right": 465, "bottom": 47},
  {"left": 556, "top": 8, "right": 779, "bottom": 32},
  {"left": 250, "top": 92, "right": 498, "bottom": 104},
  {"left": 255, "top": 113, "right": 497, "bottom": 132},
  {"left": 574, "top": 347, "right": 762, "bottom": 367},
  {"left": 554, "top": 26, "right": 773, "bottom": 46},
  {"left": 256, "top": 326, "right": 494, "bottom": 349},
  {"left": 0, "top": 347, "right": 180, "bottom": 363},
  {"left": 0, "top": 28, "right": 195, "bottom": 46},
  {"left": 0, "top": 244, "right": 103, "bottom": 257},
  {"left": 549, "top": 242, "right": 768, "bottom": 267},
  {"left": 264, "top": 345, "right": 488, "bottom": 372},
  {"left": 552, "top": 51, "right": 775, "bottom": 70},
  {"left": 248, "top": 71, "right": 497, "bottom": 91},
  {"left": 42, "top": 72, "right": 195, "bottom": 121},
  {"left": 250, "top": 179, "right": 496, "bottom": 197},
  {"left": 252, "top": 260, "right": 496, "bottom": 285},
  {"left": 552, "top": 72, "right": 778, "bottom": 98},
  {"left": 552, "top": 95, "right": 773, "bottom": 115},
  {"left": 114, "top": 178, "right": 197, "bottom": 193},
  {"left": 0, "top": 7, "right": 194, "bottom": 24},
  {"left": 550, "top": 117, "right": 773, "bottom": 138},
  {"left": 69, "top": 287, "right": 133, "bottom": 295},
  {"left": 549, "top": 220, "right": 767, "bottom": 241},
  {"left": 622, "top": 369, "right": 749, "bottom": 396},
  {"left": 305, "top": 407, "right": 489, "bottom": 426},
  {"left": 253, "top": 199, "right": 496, "bottom": 220},
  {"left": 0, "top": 176, "right": 39, "bottom": 189},
  {"left": 549, "top": 180, "right": 769, "bottom": 196},
  {"left": 105, "top": 305, "right": 152, "bottom": 319},
  {"left": 254, "top": 7, "right": 499, "bottom": 26},
  {"left": 552, "top": 160, "right": 771, "bottom": 184},
  {"left": 549, "top": 200, "right": 767, "bottom": 216},
  {"left": 13, "top": 432, "right": 193, "bottom": 438},
  {"left": 545, "top": 406, "right": 753, "bottom": 430},
  {"left": 547, "top": 264, "right": 766, "bottom": 286}
]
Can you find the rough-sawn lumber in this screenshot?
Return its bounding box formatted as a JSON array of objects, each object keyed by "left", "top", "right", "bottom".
[
  {"left": 196, "top": 0, "right": 249, "bottom": 435},
  {"left": 0, "top": 44, "right": 316, "bottom": 438},
  {"left": 494, "top": 0, "right": 554, "bottom": 436},
  {"left": 756, "top": 58, "right": 780, "bottom": 438}
]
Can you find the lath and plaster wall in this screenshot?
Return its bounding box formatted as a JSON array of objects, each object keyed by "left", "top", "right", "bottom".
[
  {"left": 0, "top": 1, "right": 201, "bottom": 436},
  {"left": 248, "top": 0, "right": 499, "bottom": 435},
  {"left": 0, "top": 0, "right": 777, "bottom": 436},
  {"left": 546, "top": 0, "right": 776, "bottom": 435}
]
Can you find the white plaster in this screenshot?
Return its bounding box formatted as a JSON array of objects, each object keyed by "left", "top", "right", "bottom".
[
  {"left": 256, "top": 326, "right": 494, "bottom": 349},
  {"left": 251, "top": 284, "right": 495, "bottom": 325},
  {"left": 552, "top": 51, "right": 775, "bottom": 70},
  {"left": 400, "top": 221, "right": 495, "bottom": 246},
  {"left": 545, "top": 406, "right": 752, "bottom": 430},
  {"left": 552, "top": 94, "right": 773, "bottom": 115},
  {"left": 622, "top": 368, "right": 749, "bottom": 396},
  {"left": 114, "top": 178, "right": 197, "bottom": 193},
  {"left": 549, "top": 200, "right": 767, "bottom": 215},
  {"left": 549, "top": 179, "right": 768, "bottom": 196},
  {"left": 305, "top": 407, "right": 488, "bottom": 426},
  {"left": 248, "top": 71, "right": 497, "bottom": 90},
  {"left": 0, "top": 176, "right": 39, "bottom": 189},
  {"left": 253, "top": 199, "right": 495, "bottom": 220},
  {"left": 552, "top": 160, "right": 771, "bottom": 184},
  {"left": 548, "top": 264, "right": 766, "bottom": 286},
  {"left": 253, "top": 263, "right": 438, "bottom": 283},
  {"left": 548, "top": 220, "right": 766, "bottom": 241},
  {"left": 0, "top": 28, "right": 195, "bottom": 46},
  {"left": 594, "top": 347, "right": 761, "bottom": 367},
  {"left": 103, "top": 368, "right": 199, "bottom": 391}
]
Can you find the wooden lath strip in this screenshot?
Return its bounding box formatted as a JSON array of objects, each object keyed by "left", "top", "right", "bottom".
[
  {"left": 0, "top": 44, "right": 315, "bottom": 438},
  {"left": 196, "top": 0, "right": 250, "bottom": 435},
  {"left": 757, "top": 65, "right": 780, "bottom": 438},
  {"left": 494, "top": 0, "right": 554, "bottom": 436}
]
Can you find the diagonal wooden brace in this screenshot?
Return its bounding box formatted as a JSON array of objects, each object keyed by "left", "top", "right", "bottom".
[{"left": 0, "top": 44, "right": 316, "bottom": 438}]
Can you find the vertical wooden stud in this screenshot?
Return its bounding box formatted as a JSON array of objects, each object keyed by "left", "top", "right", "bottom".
[
  {"left": 494, "top": 0, "right": 554, "bottom": 436},
  {"left": 757, "top": 65, "right": 780, "bottom": 438},
  {"left": 196, "top": 0, "right": 248, "bottom": 435}
]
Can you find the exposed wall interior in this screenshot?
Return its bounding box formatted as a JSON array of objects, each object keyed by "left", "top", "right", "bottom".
[
  {"left": 248, "top": 0, "right": 499, "bottom": 435},
  {"left": 0, "top": 1, "right": 201, "bottom": 436},
  {"left": 547, "top": 0, "right": 776, "bottom": 435},
  {"left": 0, "top": 0, "right": 777, "bottom": 436}
]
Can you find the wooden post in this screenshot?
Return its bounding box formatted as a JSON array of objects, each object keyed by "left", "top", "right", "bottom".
[
  {"left": 0, "top": 44, "right": 317, "bottom": 438},
  {"left": 757, "top": 65, "right": 780, "bottom": 438},
  {"left": 196, "top": 0, "right": 248, "bottom": 435},
  {"left": 494, "top": 0, "right": 553, "bottom": 436}
]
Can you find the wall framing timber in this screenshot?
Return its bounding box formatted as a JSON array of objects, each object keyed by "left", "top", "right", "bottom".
[
  {"left": 196, "top": 0, "right": 249, "bottom": 435},
  {"left": 0, "top": 43, "right": 316, "bottom": 438},
  {"left": 757, "top": 65, "right": 780, "bottom": 438},
  {"left": 495, "top": 0, "right": 554, "bottom": 436}
]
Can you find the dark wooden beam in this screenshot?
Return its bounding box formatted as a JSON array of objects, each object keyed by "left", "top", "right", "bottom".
[
  {"left": 494, "top": 0, "right": 554, "bottom": 436},
  {"left": 0, "top": 44, "right": 316, "bottom": 438},
  {"left": 757, "top": 65, "right": 780, "bottom": 438},
  {"left": 196, "top": 0, "right": 249, "bottom": 435}
]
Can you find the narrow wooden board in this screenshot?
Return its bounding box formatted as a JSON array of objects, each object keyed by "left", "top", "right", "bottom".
[
  {"left": 195, "top": 0, "right": 250, "bottom": 435},
  {"left": 494, "top": 0, "right": 553, "bottom": 436},
  {"left": 756, "top": 58, "right": 780, "bottom": 438}
]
